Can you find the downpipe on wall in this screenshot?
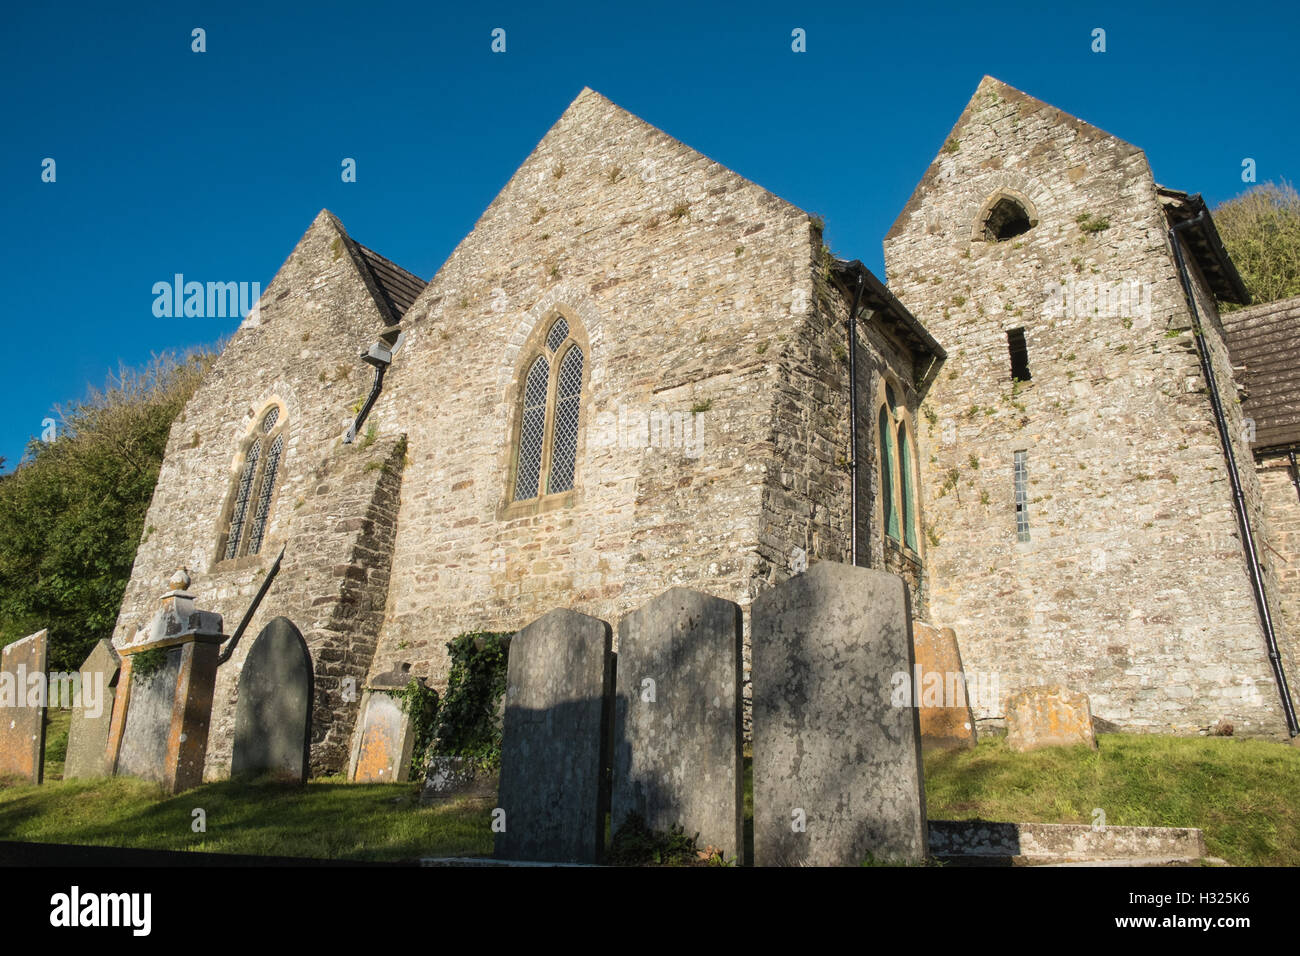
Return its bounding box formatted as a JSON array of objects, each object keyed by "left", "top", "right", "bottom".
[{"left": 1170, "top": 215, "right": 1299, "bottom": 737}]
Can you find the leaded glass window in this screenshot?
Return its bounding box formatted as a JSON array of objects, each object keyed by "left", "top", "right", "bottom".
[
  {"left": 225, "top": 438, "right": 261, "bottom": 560},
  {"left": 548, "top": 346, "right": 584, "bottom": 494},
  {"left": 879, "top": 406, "right": 898, "bottom": 542},
  {"left": 220, "top": 404, "right": 287, "bottom": 560},
  {"left": 898, "top": 423, "right": 917, "bottom": 551},
  {"left": 1014, "top": 450, "right": 1030, "bottom": 542},
  {"left": 510, "top": 314, "right": 586, "bottom": 504},
  {"left": 513, "top": 357, "right": 550, "bottom": 500}
]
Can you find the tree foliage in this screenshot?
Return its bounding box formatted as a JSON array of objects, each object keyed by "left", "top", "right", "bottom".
[
  {"left": 0, "top": 350, "right": 215, "bottom": 670},
  {"left": 1213, "top": 180, "right": 1300, "bottom": 310}
]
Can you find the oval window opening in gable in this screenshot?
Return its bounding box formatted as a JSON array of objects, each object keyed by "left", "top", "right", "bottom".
[{"left": 983, "top": 196, "right": 1034, "bottom": 242}]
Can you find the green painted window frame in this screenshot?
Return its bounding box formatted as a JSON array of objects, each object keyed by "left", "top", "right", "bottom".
[
  {"left": 879, "top": 406, "right": 899, "bottom": 542},
  {"left": 898, "top": 422, "right": 917, "bottom": 551}
]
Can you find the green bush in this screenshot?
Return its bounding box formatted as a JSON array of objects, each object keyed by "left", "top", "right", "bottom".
[
  {"left": 0, "top": 350, "right": 215, "bottom": 670},
  {"left": 1213, "top": 180, "right": 1300, "bottom": 309}
]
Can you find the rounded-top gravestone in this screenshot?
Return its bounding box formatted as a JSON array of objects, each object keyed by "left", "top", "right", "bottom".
[{"left": 231, "top": 617, "right": 313, "bottom": 782}]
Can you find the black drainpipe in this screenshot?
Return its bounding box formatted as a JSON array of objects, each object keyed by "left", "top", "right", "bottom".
[
  {"left": 1170, "top": 215, "right": 1299, "bottom": 736},
  {"left": 846, "top": 271, "right": 866, "bottom": 567}
]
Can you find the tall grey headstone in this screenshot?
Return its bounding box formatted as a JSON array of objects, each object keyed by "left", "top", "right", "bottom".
[
  {"left": 64, "top": 640, "right": 120, "bottom": 779},
  {"left": 495, "top": 608, "right": 613, "bottom": 864},
  {"left": 231, "top": 617, "right": 313, "bottom": 782},
  {"left": 752, "top": 561, "right": 927, "bottom": 866},
  {"left": 612, "top": 588, "right": 743, "bottom": 861}
]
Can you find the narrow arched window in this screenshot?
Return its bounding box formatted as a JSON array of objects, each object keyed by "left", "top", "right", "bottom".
[
  {"left": 879, "top": 406, "right": 898, "bottom": 542},
  {"left": 548, "top": 345, "right": 584, "bottom": 493},
  {"left": 220, "top": 403, "right": 288, "bottom": 560},
  {"left": 898, "top": 423, "right": 917, "bottom": 551},
  {"left": 510, "top": 314, "right": 586, "bottom": 503},
  {"left": 513, "top": 357, "right": 550, "bottom": 500}
]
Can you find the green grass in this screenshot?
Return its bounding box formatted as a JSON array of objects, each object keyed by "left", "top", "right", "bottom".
[
  {"left": 0, "top": 776, "right": 493, "bottom": 861},
  {"left": 924, "top": 734, "right": 1300, "bottom": 866},
  {"left": 3, "top": 733, "right": 1296, "bottom": 865},
  {"left": 41, "top": 708, "right": 72, "bottom": 781}
]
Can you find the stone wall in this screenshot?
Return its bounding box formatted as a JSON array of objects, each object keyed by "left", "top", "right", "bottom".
[
  {"left": 882, "top": 76, "right": 1294, "bottom": 736},
  {"left": 364, "top": 90, "right": 905, "bottom": 709},
  {"left": 1258, "top": 460, "right": 1300, "bottom": 692},
  {"left": 112, "top": 211, "right": 407, "bottom": 777}
]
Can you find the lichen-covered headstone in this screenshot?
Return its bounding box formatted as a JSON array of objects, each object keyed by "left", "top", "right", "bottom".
[
  {"left": 912, "top": 622, "right": 976, "bottom": 751},
  {"left": 1004, "top": 685, "right": 1097, "bottom": 752},
  {"left": 115, "top": 647, "right": 184, "bottom": 784},
  {"left": 612, "top": 588, "right": 743, "bottom": 861},
  {"left": 350, "top": 663, "right": 418, "bottom": 783},
  {"left": 64, "top": 640, "right": 120, "bottom": 779},
  {"left": 231, "top": 617, "right": 312, "bottom": 782},
  {"left": 752, "top": 562, "right": 928, "bottom": 866},
  {"left": 495, "top": 608, "right": 613, "bottom": 863},
  {"left": 0, "top": 630, "right": 49, "bottom": 783}
]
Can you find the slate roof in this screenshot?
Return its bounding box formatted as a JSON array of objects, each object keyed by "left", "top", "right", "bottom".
[
  {"left": 1222, "top": 295, "right": 1300, "bottom": 452},
  {"left": 355, "top": 243, "right": 426, "bottom": 324}
]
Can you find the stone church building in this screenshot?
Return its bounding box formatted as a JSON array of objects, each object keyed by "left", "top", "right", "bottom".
[{"left": 113, "top": 78, "right": 1300, "bottom": 779}]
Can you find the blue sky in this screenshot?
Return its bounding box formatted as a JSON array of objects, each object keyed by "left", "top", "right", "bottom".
[{"left": 2, "top": 0, "right": 1295, "bottom": 470}]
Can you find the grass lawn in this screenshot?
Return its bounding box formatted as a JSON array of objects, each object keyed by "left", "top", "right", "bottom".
[
  {"left": 1, "top": 732, "right": 1296, "bottom": 864},
  {"left": 924, "top": 733, "right": 1300, "bottom": 866}
]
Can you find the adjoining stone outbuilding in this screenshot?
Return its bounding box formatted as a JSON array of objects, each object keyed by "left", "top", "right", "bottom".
[{"left": 883, "top": 75, "right": 1299, "bottom": 737}]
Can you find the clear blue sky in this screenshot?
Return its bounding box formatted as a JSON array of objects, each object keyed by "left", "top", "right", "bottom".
[{"left": 2, "top": 0, "right": 1295, "bottom": 470}]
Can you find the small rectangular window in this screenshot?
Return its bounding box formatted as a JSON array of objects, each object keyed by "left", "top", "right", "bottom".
[
  {"left": 1014, "top": 450, "right": 1030, "bottom": 542},
  {"left": 1007, "top": 328, "right": 1030, "bottom": 382}
]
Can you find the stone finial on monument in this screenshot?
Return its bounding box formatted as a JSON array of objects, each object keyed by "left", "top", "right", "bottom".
[
  {"left": 349, "top": 662, "right": 423, "bottom": 783},
  {"left": 912, "top": 622, "right": 977, "bottom": 751},
  {"left": 495, "top": 608, "right": 613, "bottom": 864},
  {"left": 752, "top": 561, "right": 928, "bottom": 866},
  {"left": 1005, "top": 685, "right": 1098, "bottom": 752},
  {"left": 64, "top": 640, "right": 121, "bottom": 779},
  {"left": 231, "top": 617, "right": 313, "bottom": 782},
  {"left": 0, "top": 629, "right": 50, "bottom": 783},
  {"left": 612, "top": 588, "right": 744, "bottom": 862},
  {"left": 107, "top": 569, "right": 226, "bottom": 793}
]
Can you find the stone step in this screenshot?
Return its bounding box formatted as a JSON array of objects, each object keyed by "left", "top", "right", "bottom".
[{"left": 929, "top": 820, "right": 1211, "bottom": 866}]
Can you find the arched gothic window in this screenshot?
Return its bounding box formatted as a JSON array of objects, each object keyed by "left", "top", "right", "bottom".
[
  {"left": 220, "top": 403, "right": 287, "bottom": 560},
  {"left": 878, "top": 383, "right": 919, "bottom": 553},
  {"left": 511, "top": 315, "right": 585, "bottom": 502}
]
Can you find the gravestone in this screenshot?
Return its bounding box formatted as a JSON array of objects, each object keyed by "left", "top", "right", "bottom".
[
  {"left": 64, "top": 640, "right": 121, "bottom": 779},
  {"left": 912, "top": 622, "right": 976, "bottom": 750},
  {"left": 107, "top": 571, "right": 225, "bottom": 793},
  {"left": 350, "top": 663, "right": 418, "bottom": 783},
  {"left": 115, "top": 647, "right": 184, "bottom": 784},
  {"left": 231, "top": 617, "right": 312, "bottom": 782},
  {"left": 495, "top": 608, "right": 613, "bottom": 864},
  {"left": 1005, "top": 685, "right": 1097, "bottom": 752},
  {"left": 752, "top": 561, "right": 928, "bottom": 866},
  {"left": 612, "top": 588, "right": 743, "bottom": 861},
  {"left": 0, "top": 630, "right": 49, "bottom": 783}
]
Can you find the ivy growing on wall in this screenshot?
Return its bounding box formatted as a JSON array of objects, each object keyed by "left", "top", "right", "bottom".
[{"left": 402, "top": 630, "right": 514, "bottom": 778}]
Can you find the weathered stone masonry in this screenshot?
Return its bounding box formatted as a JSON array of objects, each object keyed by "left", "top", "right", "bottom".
[
  {"left": 883, "top": 76, "right": 1297, "bottom": 735},
  {"left": 113, "top": 211, "right": 418, "bottom": 777}
]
